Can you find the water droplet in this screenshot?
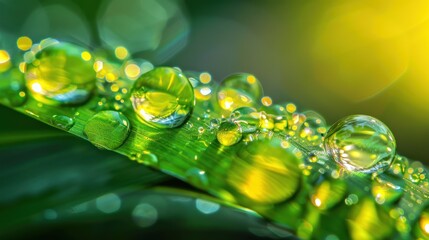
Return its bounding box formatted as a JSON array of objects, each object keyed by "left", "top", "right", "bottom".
[
  {"left": 324, "top": 115, "right": 396, "bottom": 173},
  {"left": 298, "top": 111, "right": 327, "bottom": 146},
  {"left": 389, "top": 155, "right": 409, "bottom": 177},
  {"left": 217, "top": 121, "right": 242, "bottom": 146},
  {"left": 209, "top": 119, "right": 220, "bottom": 129},
  {"left": 50, "top": 115, "right": 74, "bottom": 130},
  {"left": 131, "top": 67, "right": 194, "bottom": 128},
  {"left": 310, "top": 178, "right": 347, "bottom": 210},
  {"left": 84, "top": 110, "right": 130, "bottom": 150},
  {"left": 186, "top": 168, "right": 209, "bottom": 188},
  {"left": 136, "top": 151, "right": 158, "bottom": 166},
  {"left": 25, "top": 41, "right": 95, "bottom": 105},
  {"left": 217, "top": 73, "right": 263, "bottom": 114},
  {"left": 227, "top": 138, "right": 302, "bottom": 204},
  {"left": 231, "top": 107, "right": 260, "bottom": 133}
]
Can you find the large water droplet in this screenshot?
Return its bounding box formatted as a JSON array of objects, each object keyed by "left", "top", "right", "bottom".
[
  {"left": 227, "top": 138, "right": 302, "bottom": 204},
  {"left": 84, "top": 110, "right": 130, "bottom": 149},
  {"left": 324, "top": 115, "right": 396, "bottom": 173},
  {"left": 130, "top": 67, "right": 194, "bottom": 128},
  {"left": 50, "top": 115, "right": 74, "bottom": 131},
  {"left": 217, "top": 73, "right": 263, "bottom": 114},
  {"left": 217, "top": 121, "right": 242, "bottom": 146},
  {"left": 25, "top": 41, "right": 95, "bottom": 105}
]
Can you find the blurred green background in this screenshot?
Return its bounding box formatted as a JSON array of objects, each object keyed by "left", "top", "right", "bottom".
[{"left": 1, "top": 0, "right": 428, "bottom": 162}]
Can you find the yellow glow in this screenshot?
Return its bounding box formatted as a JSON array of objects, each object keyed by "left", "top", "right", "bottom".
[
  {"left": 17, "top": 36, "right": 33, "bottom": 51},
  {"left": 199, "top": 72, "right": 211, "bottom": 83},
  {"left": 420, "top": 211, "right": 429, "bottom": 235},
  {"left": 125, "top": 63, "right": 141, "bottom": 79},
  {"left": 110, "top": 84, "right": 119, "bottom": 92},
  {"left": 286, "top": 103, "right": 296, "bottom": 113},
  {"left": 106, "top": 73, "right": 118, "bottom": 82},
  {"left": 261, "top": 96, "right": 273, "bottom": 106},
  {"left": 19, "top": 91, "right": 26, "bottom": 97},
  {"left": 115, "top": 46, "right": 128, "bottom": 60},
  {"left": 246, "top": 75, "right": 256, "bottom": 84},
  {"left": 19, "top": 62, "right": 26, "bottom": 73},
  {"left": 31, "top": 83, "right": 43, "bottom": 93},
  {"left": 81, "top": 51, "right": 92, "bottom": 61},
  {"left": 0, "top": 50, "right": 11, "bottom": 72}
]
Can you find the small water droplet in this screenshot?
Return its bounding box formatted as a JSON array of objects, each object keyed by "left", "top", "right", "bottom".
[
  {"left": 136, "top": 151, "right": 158, "bottom": 166},
  {"left": 84, "top": 110, "right": 130, "bottom": 150},
  {"left": 25, "top": 41, "right": 95, "bottom": 105},
  {"left": 217, "top": 73, "right": 263, "bottom": 114},
  {"left": 324, "top": 115, "right": 396, "bottom": 173},
  {"left": 186, "top": 168, "right": 209, "bottom": 188},
  {"left": 217, "top": 121, "right": 242, "bottom": 146},
  {"left": 50, "top": 115, "right": 74, "bottom": 130},
  {"left": 131, "top": 67, "right": 194, "bottom": 128},
  {"left": 231, "top": 107, "right": 260, "bottom": 133}
]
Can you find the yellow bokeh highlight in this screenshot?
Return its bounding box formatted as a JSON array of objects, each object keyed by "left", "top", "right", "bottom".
[
  {"left": 199, "top": 72, "right": 211, "bottom": 83},
  {"left": 81, "top": 51, "right": 92, "bottom": 61},
  {"left": 125, "top": 63, "right": 141, "bottom": 79},
  {"left": 0, "top": 50, "right": 11, "bottom": 72},
  {"left": 115, "top": 46, "right": 128, "bottom": 60},
  {"left": 17, "top": 36, "right": 33, "bottom": 51},
  {"left": 261, "top": 96, "right": 273, "bottom": 106}
]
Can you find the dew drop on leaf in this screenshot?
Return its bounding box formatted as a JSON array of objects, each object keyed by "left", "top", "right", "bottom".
[
  {"left": 324, "top": 115, "right": 396, "bottom": 174},
  {"left": 84, "top": 110, "right": 130, "bottom": 150},
  {"left": 130, "top": 67, "right": 194, "bottom": 128}
]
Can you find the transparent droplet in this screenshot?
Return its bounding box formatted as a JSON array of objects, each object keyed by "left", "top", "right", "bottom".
[
  {"left": 130, "top": 67, "right": 194, "bottom": 128},
  {"left": 231, "top": 107, "right": 260, "bottom": 133},
  {"left": 136, "top": 151, "right": 158, "bottom": 167},
  {"left": 217, "top": 73, "right": 263, "bottom": 114},
  {"left": 298, "top": 110, "right": 327, "bottom": 146},
  {"left": 186, "top": 168, "right": 209, "bottom": 188},
  {"left": 227, "top": 138, "right": 302, "bottom": 204},
  {"left": 324, "top": 115, "right": 396, "bottom": 173},
  {"left": 185, "top": 71, "right": 215, "bottom": 101},
  {"left": 217, "top": 121, "right": 242, "bottom": 146},
  {"left": 310, "top": 178, "right": 347, "bottom": 210},
  {"left": 389, "top": 155, "right": 409, "bottom": 177},
  {"left": 84, "top": 110, "right": 130, "bottom": 150},
  {"left": 50, "top": 115, "right": 74, "bottom": 131},
  {"left": 25, "top": 41, "right": 95, "bottom": 105}
]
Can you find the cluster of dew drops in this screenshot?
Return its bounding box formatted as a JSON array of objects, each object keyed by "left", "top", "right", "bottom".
[{"left": 1, "top": 37, "right": 429, "bottom": 238}]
